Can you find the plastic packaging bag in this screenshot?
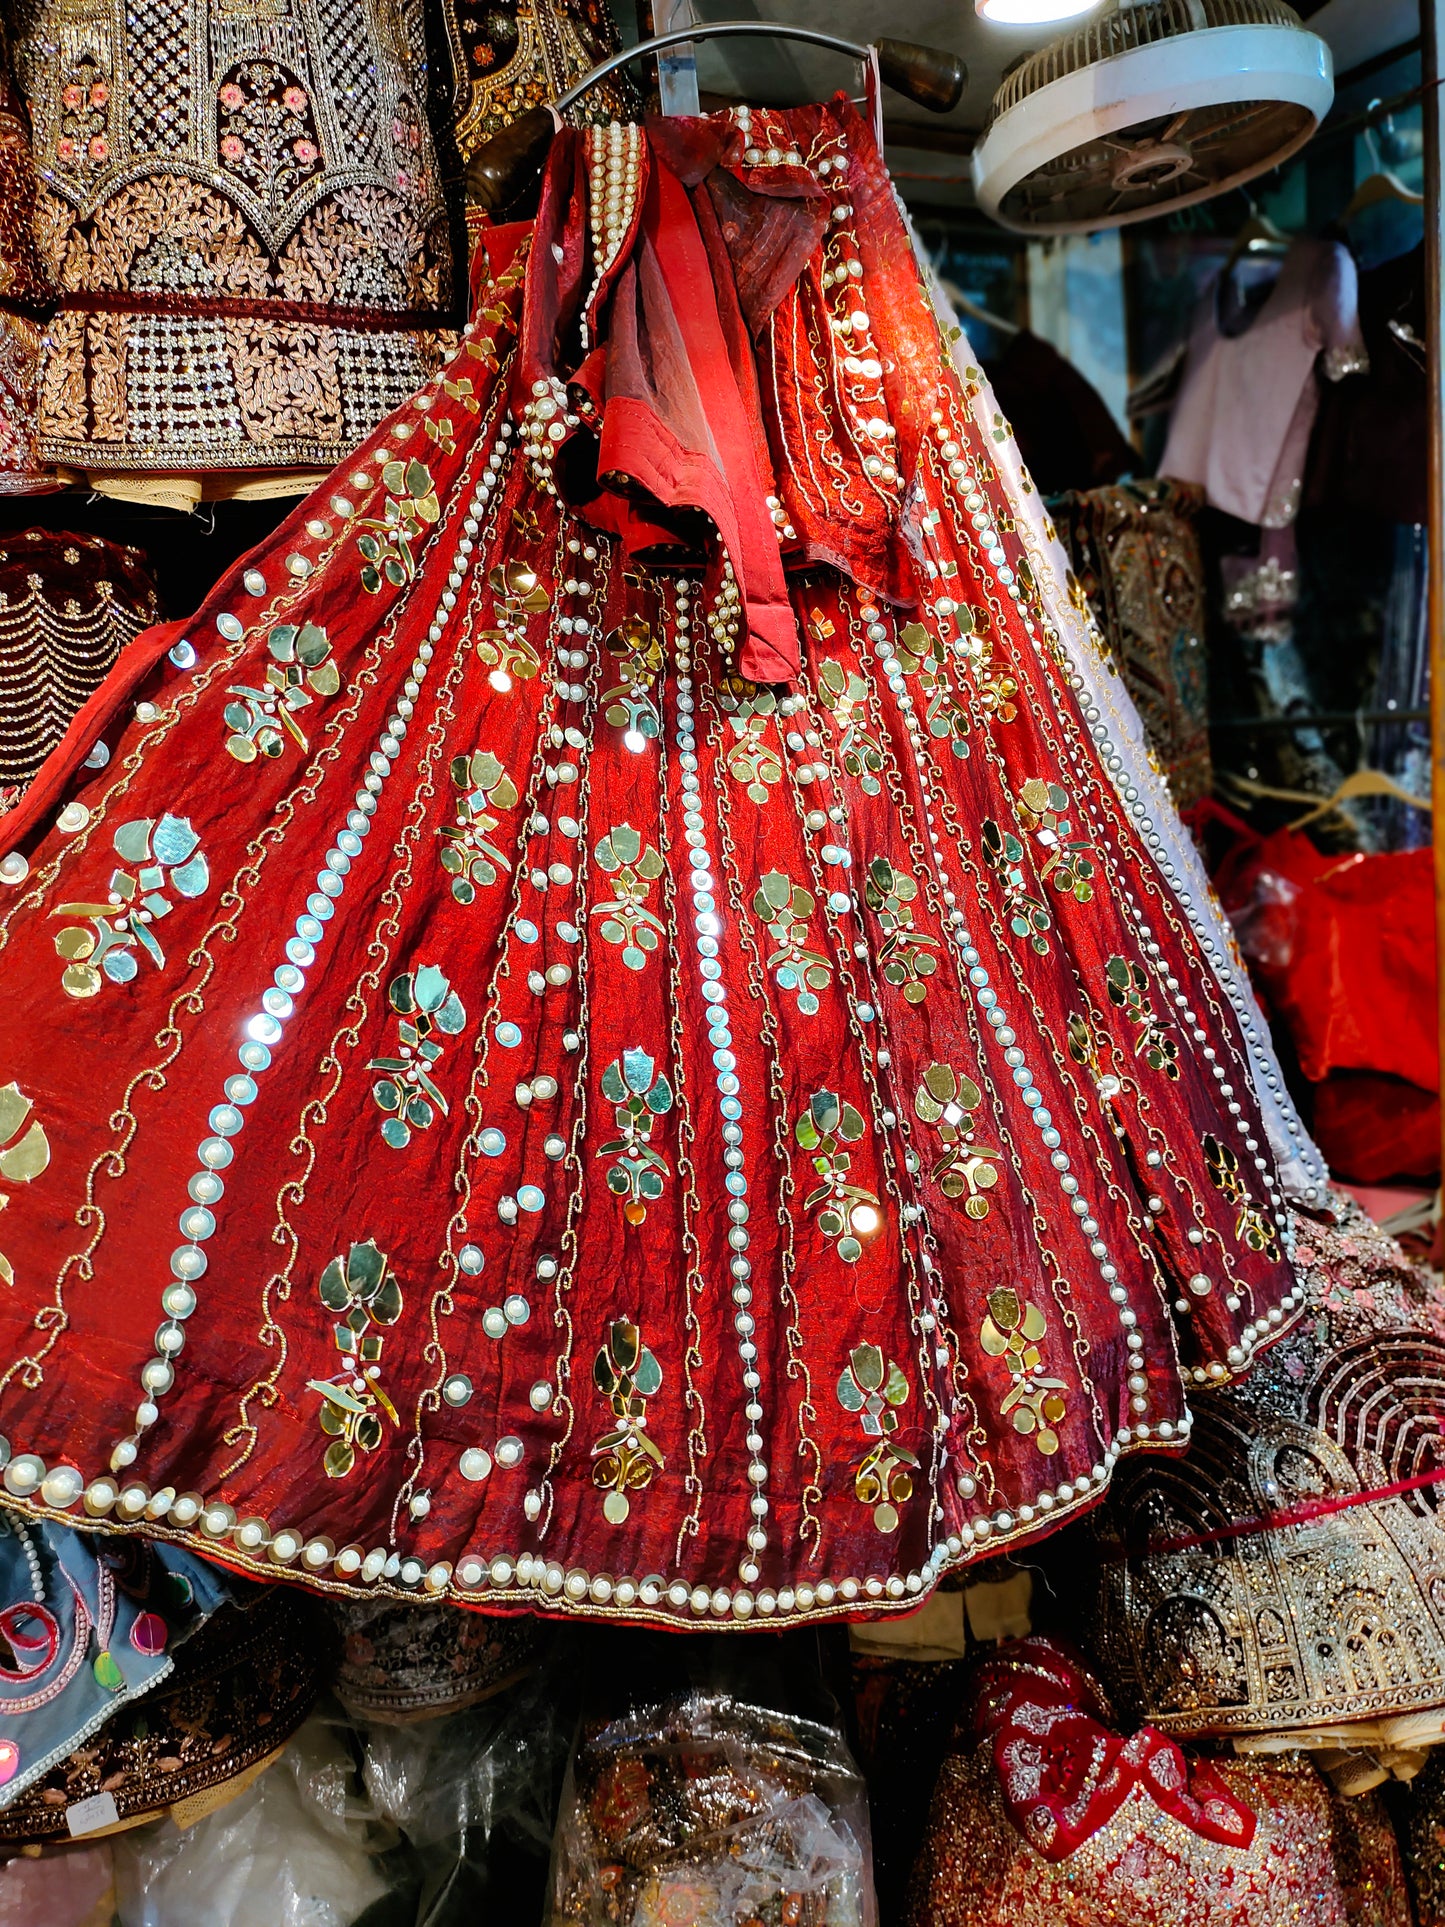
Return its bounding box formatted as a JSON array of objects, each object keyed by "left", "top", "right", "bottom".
[
  {"left": 357, "top": 1637, "right": 580, "bottom": 1925},
  {"left": 0, "top": 1840, "right": 114, "bottom": 1925},
  {"left": 548, "top": 1649, "right": 876, "bottom": 1927},
  {"left": 112, "top": 1715, "right": 387, "bottom": 1927}
]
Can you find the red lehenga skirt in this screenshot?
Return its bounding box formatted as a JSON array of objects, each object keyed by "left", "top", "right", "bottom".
[{"left": 0, "top": 97, "right": 1302, "bottom": 1626}]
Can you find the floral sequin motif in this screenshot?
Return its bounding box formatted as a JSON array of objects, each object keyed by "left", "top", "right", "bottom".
[
  {"left": 592, "top": 825, "right": 665, "bottom": 972},
  {"left": 598, "top": 1050, "right": 674, "bottom": 1225},
  {"left": 796, "top": 1090, "right": 884, "bottom": 1263},
  {"left": 863, "top": 857, "right": 938, "bottom": 1003},
  {"left": 1204, "top": 1134, "right": 1280, "bottom": 1258},
  {"left": 0, "top": 1083, "right": 50, "bottom": 1289},
  {"left": 602, "top": 615, "right": 663, "bottom": 752},
  {"left": 308, "top": 1240, "right": 402, "bottom": 1478},
  {"left": 591, "top": 1318, "right": 664, "bottom": 1523},
  {"left": 956, "top": 604, "right": 1018, "bottom": 723},
  {"left": 1016, "top": 779, "right": 1096, "bottom": 904},
  {"left": 980, "top": 1288, "right": 1068, "bottom": 1456},
  {"left": 1066, "top": 1013, "right": 1125, "bottom": 1120},
  {"left": 366, "top": 965, "right": 466, "bottom": 1148},
  {"left": 982, "top": 818, "right": 1052, "bottom": 955},
  {"left": 215, "top": 64, "right": 323, "bottom": 203},
  {"left": 357, "top": 460, "right": 441, "bottom": 593},
  {"left": 51, "top": 816, "right": 209, "bottom": 998},
  {"left": 894, "top": 620, "right": 970, "bottom": 759},
  {"left": 438, "top": 750, "right": 518, "bottom": 904},
  {"left": 836, "top": 1343, "right": 917, "bottom": 1534},
  {"left": 476, "top": 561, "right": 548, "bottom": 691},
  {"left": 753, "top": 872, "right": 832, "bottom": 1014},
  {"left": 1105, "top": 956, "right": 1179, "bottom": 1079},
  {"left": 914, "top": 1064, "right": 1001, "bottom": 1219},
  {"left": 223, "top": 622, "right": 340, "bottom": 764},
  {"left": 817, "top": 661, "right": 883, "bottom": 794},
  {"left": 717, "top": 682, "right": 782, "bottom": 803}
]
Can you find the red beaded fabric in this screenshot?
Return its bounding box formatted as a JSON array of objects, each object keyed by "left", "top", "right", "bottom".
[
  {"left": 0, "top": 98, "right": 1300, "bottom": 1628},
  {"left": 0, "top": 30, "right": 55, "bottom": 497},
  {"left": 908, "top": 1639, "right": 1411, "bottom": 1927}
]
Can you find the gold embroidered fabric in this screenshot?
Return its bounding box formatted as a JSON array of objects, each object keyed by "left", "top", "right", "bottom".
[
  {"left": 10, "top": 0, "right": 453, "bottom": 477},
  {"left": 439, "top": 0, "right": 630, "bottom": 159},
  {"left": 1093, "top": 1202, "right": 1445, "bottom": 1742},
  {"left": 331, "top": 1599, "right": 540, "bottom": 1721},
  {"left": 908, "top": 1745, "right": 1409, "bottom": 1927},
  {"left": 0, "top": 21, "right": 54, "bottom": 496}
]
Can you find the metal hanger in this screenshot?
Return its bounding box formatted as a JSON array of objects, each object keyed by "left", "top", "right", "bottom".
[{"left": 551, "top": 23, "right": 966, "bottom": 118}]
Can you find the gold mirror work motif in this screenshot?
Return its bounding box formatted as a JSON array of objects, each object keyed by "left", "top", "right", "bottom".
[
  {"left": 51, "top": 815, "right": 210, "bottom": 998},
  {"left": 1105, "top": 955, "right": 1180, "bottom": 1079},
  {"left": 591, "top": 1318, "right": 664, "bottom": 1523},
  {"left": 591, "top": 825, "right": 665, "bottom": 972},
  {"left": 476, "top": 561, "right": 548, "bottom": 690},
  {"left": 980, "top": 1287, "right": 1068, "bottom": 1455},
  {"left": 863, "top": 857, "right": 938, "bottom": 1002},
  {"left": 357, "top": 460, "right": 441, "bottom": 594},
  {"left": 894, "top": 620, "right": 970, "bottom": 759},
  {"left": 598, "top": 1050, "right": 673, "bottom": 1225},
  {"left": 753, "top": 871, "right": 832, "bottom": 1014},
  {"left": 836, "top": 1343, "right": 917, "bottom": 1533},
  {"left": 439, "top": 749, "right": 518, "bottom": 904},
  {"left": 1204, "top": 1133, "right": 1280, "bottom": 1258},
  {"left": 0, "top": 1083, "right": 50, "bottom": 1288},
  {"left": 223, "top": 622, "right": 340, "bottom": 764},
  {"left": 307, "top": 1240, "right": 402, "bottom": 1477},
  {"left": 367, "top": 965, "right": 467, "bottom": 1148},
  {"left": 796, "top": 1090, "right": 884, "bottom": 1263},
  {"left": 914, "top": 1062, "right": 1001, "bottom": 1219},
  {"left": 817, "top": 660, "right": 884, "bottom": 794},
  {"left": 1015, "top": 778, "right": 1096, "bottom": 905},
  {"left": 602, "top": 617, "right": 664, "bottom": 751}
]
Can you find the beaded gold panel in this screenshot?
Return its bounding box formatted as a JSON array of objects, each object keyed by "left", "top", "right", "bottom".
[
  {"left": 1094, "top": 1244, "right": 1445, "bottom": 1738},
  {"left": 439, "top": 0, "right": 630, "bottom": 158},
  {"left": 11, "top": 0, "right": 453, "bottom": 473}
]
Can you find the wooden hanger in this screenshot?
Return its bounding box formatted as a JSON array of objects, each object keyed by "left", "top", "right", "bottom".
[
  {"left": 1219, "top": 765, "right": 1431, "bottom": 830},
  {"left": 1343, "top": 120, "right": 1424, "bottom": 222},
  {"left": 1224, "top": 207, "right": 1290, "bottom": 275},
  {"left": 1343, "top": 170, "right": 1424, "bottom": 221}
]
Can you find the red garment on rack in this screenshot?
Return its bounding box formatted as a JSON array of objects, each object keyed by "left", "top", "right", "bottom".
[
  {"left": 0, "top": 99, "right": 1298, "bottom": 1629},
  {"left": 1214, "top": 829, "right": 1437, "bottom": 1091}
]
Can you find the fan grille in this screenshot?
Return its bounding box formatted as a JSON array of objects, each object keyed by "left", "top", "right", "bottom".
[{"left": 987, "top": 0, "right": 1308, "bottom": 128}]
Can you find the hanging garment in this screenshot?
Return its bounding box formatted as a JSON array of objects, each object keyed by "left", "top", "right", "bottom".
[
  {"left": 907, "top": 1637, "right": 1411, "bottom": 1927},
  {"left": 0, "top": 99, "right": 1302, "bottom": 1631},
  {"left": 1306, "top": 244, "right": 1428, "bottom": 529},
  {"left": 1055, "top": 480, "right": 1212, "bottom": 811},
  {"left": 0, "top": 1585, "right": 322, "bottom": 1842},
  {"left": 0, "top": 30, "right": 54, "bottom": 498},
  {"left": 8, "top": 0, "right": 453, "bottom": 484},
  {"left": 1161, "top": 240, "right": 1366, "bottom": 529},
  {"left": 920, "top": 266, "right": 1326, "bottom": 1208},
  {"left": 0, "top": 529, "right": 160, "bottom": 806}
]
